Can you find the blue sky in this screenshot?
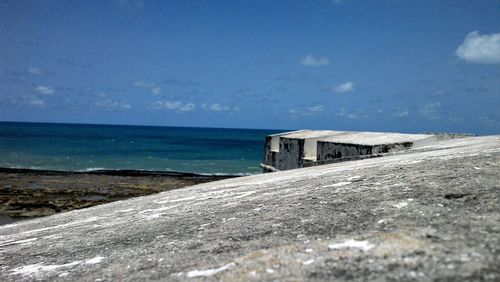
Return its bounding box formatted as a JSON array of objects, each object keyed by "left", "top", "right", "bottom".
[{"left": 1, "top": 0, "right": 499, "bottom": 134}]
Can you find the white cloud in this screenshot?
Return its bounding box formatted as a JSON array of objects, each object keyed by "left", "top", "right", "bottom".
[
  {"left": 300, "top": 54, "right": 330, "bottom": 67},
  {"left": 134, "top": 81, "right": 156, "bottom": 88},
  {"left": 307, "top": 105, "right": 324, "bottom": 113},
  {"left": 392, "top": 107, "right": 409, "bottom": 117},
  {"left": 151, "top": 86, "right": 162, "bottom": 95},
  {"left": 95, "top": 99, "right": 131, "bottom": 110},
  {"left": 478, "top": 116, "right": 500, "bottom": 126},
  {"left": 29, "top": 97, "right": 45, "bottom": 107},
  {"left": 290, "top": 105, "right": 324, "bottom": 116},
  {"left": 418, "top": 102, "right": 441, "bottom": 120},
  {"left": 347, "top": 113, "right": 360, "bottom": 119},
  {"left": 201, "top": 103, "right": 239, "bottom": 112},
  {"left": 34, "top": 86, "right": 54, "bottom": 95},
  {"left": 179, "top": 103, "right": 195, "bottom": 112},
  {"left": 208, "top": 103, "right": 224, "bottom": 111},
  {"left": 28, "top": 66, "right": 42, "bottom": 75},
  {"left": 455, "top": 31, "right": 500, "bottom": 64},
  {"left": 163, "top": 101, "right": 182, "bottom": 110},
  {"left": 448, "top": 116, "right": 464, "bottom": 123},
  {"left": 152, "top": 101, "right": 196, "bottom": 112},
  {"left": 134, "top": 81, "right": 165, "bottom": 96},
  {"left": 336, "top": 108, "right": 374, "bottom": 120},
  {"left": 333, "top": 81, "right": 355, "bottom": 93},
  {"left": 336, "top": 108, "right": 347, "bottom": 117}
]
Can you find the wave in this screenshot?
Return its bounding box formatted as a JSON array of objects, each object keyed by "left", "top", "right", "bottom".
[{"left": 77, "top": 167, "right": 108, "bottom": 172}]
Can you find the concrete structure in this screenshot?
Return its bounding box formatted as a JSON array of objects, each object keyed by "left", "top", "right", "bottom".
[
  {"left": 262, "top": 130, "right": 440, "bottom": 172},
  {"left": 262, "top": 130, "right": 306, "bottom": 171},
  {"left": 0, "top": 136, "right": 499, "bottom": 281},
  {"left": 263, "top": 130, "right": 345, "bottom": 171}
]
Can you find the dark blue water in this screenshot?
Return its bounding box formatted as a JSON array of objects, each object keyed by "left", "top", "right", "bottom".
[{"left": 0, "top": 122, "right": 285, "bottom": 175}]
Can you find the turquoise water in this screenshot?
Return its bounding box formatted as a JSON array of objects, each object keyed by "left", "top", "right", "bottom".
[{"left": 0, "top": 122, "right": 285, "bottom": 175}]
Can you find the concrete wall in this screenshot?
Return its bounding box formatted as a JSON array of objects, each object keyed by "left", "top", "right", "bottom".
[
  {"left": 271, "top": 135, "right": 281, "bottom": 151},
  {"left": 262, "top": 131, "right": 307, "bottom": 170},
  {"left": 316, "top": 142, "right": 413, "bottom": 162},
  {"left": 261, "top": 130, "right": 445, "bottom": 172},
  {"left": 262, "top": 136, "right": 273, "bottom": 167},
  {"left": 303, "top": 137, "right": 324, "bottom": 160},
  {"left": 276, "top": 138, "right": 305, "bottom": 171},
  {"left": 317, "top": 142, "right": 373, "bottom": 162}
]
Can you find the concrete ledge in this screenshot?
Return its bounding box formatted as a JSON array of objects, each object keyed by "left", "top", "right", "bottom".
[{"left": 263, "top": 130, "right": 454, "bottom": 172}]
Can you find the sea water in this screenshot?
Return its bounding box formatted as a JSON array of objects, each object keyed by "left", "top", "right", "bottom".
[{"left": 0, "top": 122, "right": 285, "bottom": 175}]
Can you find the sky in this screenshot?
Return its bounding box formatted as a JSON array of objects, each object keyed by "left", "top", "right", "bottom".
[{"left": 0, "top": 0, "right": 499, "bottom": 134}]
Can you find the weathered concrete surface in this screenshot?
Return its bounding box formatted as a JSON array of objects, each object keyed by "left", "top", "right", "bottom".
[
  {"left": 0, "top": 136, "right": 499, "bottom": 281},
  {"left": 262, "top": 130, "right": 304, "bottom": 169},
  {"left": 276, "top": 131, "right": 345, "bottom": 170}
]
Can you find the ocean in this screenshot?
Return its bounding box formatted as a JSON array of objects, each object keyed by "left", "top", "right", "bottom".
[{"left": 0, "top": 122, "right": 285, "bottom": 175}]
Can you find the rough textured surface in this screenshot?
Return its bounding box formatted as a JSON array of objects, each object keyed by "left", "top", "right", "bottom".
[
  {"left": 0, "top": 136, "right": 499, "bottom": 281},
  {"left": 316, "top": 141, "right": 413, "bottom": 162},
  {"left": 277, "top": 137, "right": 304, "bottom": 170}
]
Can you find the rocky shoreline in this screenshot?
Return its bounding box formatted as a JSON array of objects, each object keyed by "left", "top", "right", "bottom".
[{"left": 0, "top": 168, "right": 237, "bottom": 220}]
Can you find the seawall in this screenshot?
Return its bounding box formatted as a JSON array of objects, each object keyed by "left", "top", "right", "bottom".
[{"left": 0, "top": 135, "right": 499, "bottom": 281}]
